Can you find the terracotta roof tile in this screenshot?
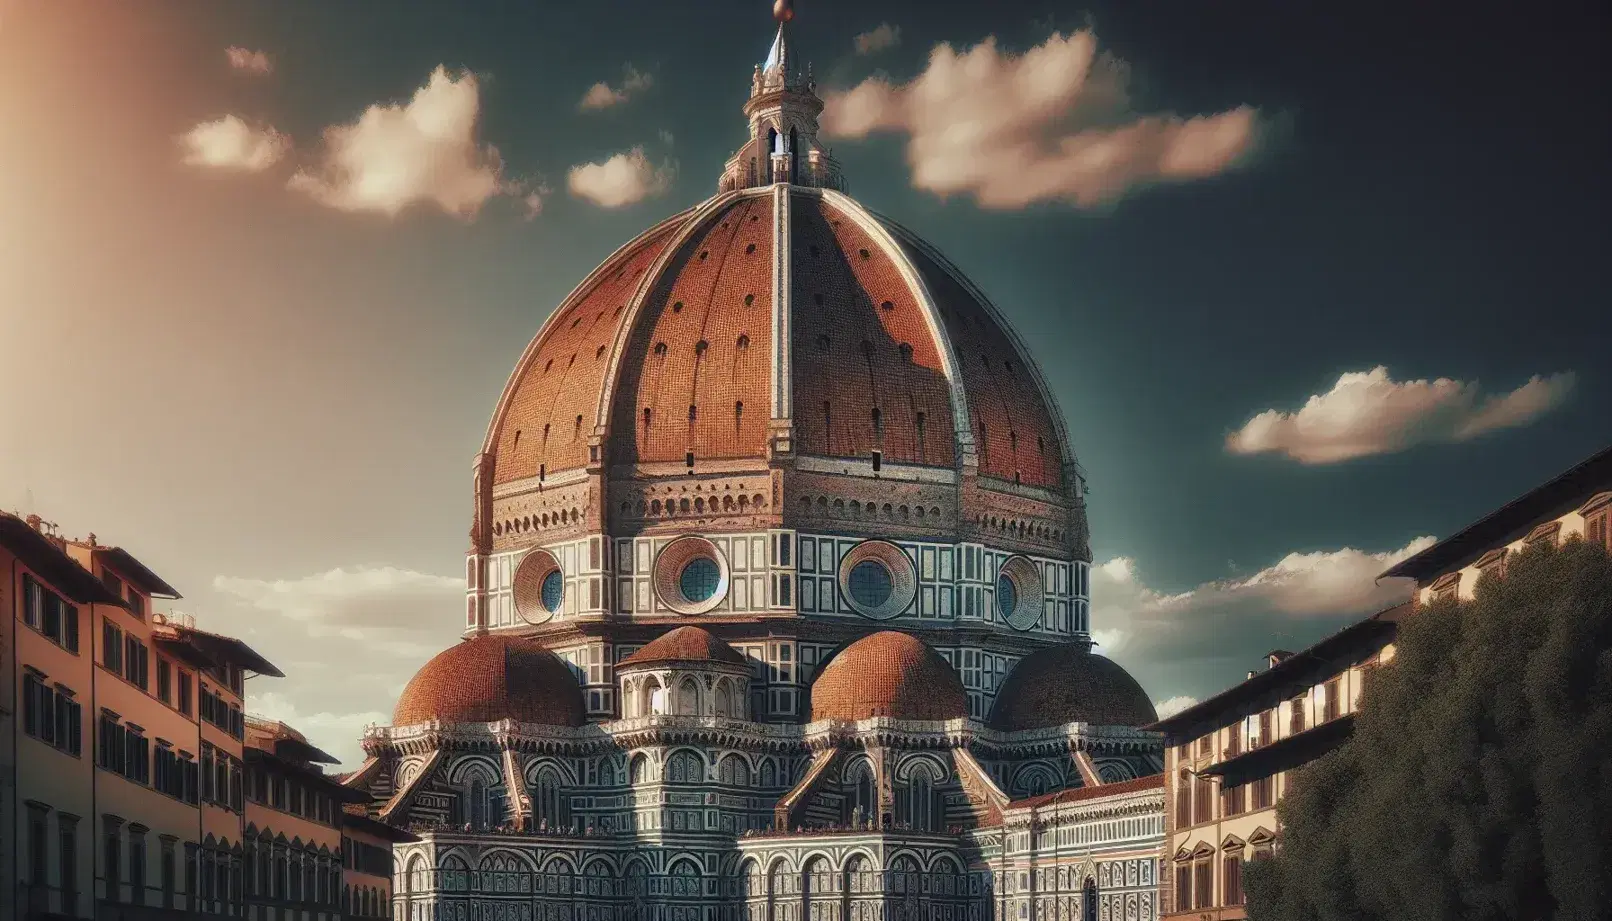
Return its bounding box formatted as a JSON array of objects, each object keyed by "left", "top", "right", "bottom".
[
  {"left": 610, "top": 197, "right": 774, "bottom": 464},
  {"left": 1007, "top": 773, "right": 1165, "bottom": 811},
  {"left": 809, "top": 631, "right": 966, "bottom": 722},
  {"left": 618, "top": 625, "right": 747, "bottom": 668},
  {"left": 990, "top": 645, "right": 1157, "bottom": 731},
  {"left": 393, "top": 633, "right": 584, "bottom": 727}
]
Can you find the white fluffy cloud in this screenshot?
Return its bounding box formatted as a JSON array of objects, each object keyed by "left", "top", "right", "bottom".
[
  {"left": 578, "top": 65, "right": 653, "bottom": 111},
  {"left": 179, "top": 115, "right": 288, "bottom": 172},
  {"left": 215, "top": 564, "right": 465, "bottom": 767},
  {"left": 821, "top": 30, "right": 1260, "bottom": 209},
  {"left": 213, "top": 565, "right": 463, "bottom": 641},
  {"left": 567, "top": 147, "right": 675, "bottom": 208},
  {"left": 854, "top": 23, "right": 901, "bottom": 56},
  {"left": 289, "top": 66, "right": 523, "bottom": 219},
  {"left": 1153, "top": 696, "right": 1199, "bottom": 719},
  {"left": 1097, "top": 536, "right": 1432, "bottom": 706},
  {"left": 1227, "top": 367, "right": 1577, "bottom": 464},
  {"left": 226, "top": 46, "right": 273, "bottom": 76}
]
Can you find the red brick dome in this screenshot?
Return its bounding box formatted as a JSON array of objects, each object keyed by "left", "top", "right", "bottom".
[
  {"left": 810, "top": 631, "right": 966, "bottom": 722},
  {"left": 989, "top": 645, "right": 1157, "bottom": 731},
  {"left": 480, "top": 189, "right": 1072, "bottom": 493},
  {"left": 393, "top": 633, "right": 585, "bottom": 727},
  {"left": 619, "top": 626, "right": 747, "bottom": 669}
]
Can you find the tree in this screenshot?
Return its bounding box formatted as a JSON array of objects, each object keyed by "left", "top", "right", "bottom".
[{"left": 1245, "top": 535, "right": 1612, "bottom": 921}]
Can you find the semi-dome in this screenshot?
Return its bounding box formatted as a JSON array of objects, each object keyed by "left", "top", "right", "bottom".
[
  {"left": 618, "top": 625, "right": 748, "bottom": 669},
  {"left": 989, "top": 645, "right": 1158, "bottom": 731},
  {"left": 393, "top": 633, "right": 585, "bottom": 727},
  {"left": 810, "top": 631, "right": 966, "bottom": 722}
]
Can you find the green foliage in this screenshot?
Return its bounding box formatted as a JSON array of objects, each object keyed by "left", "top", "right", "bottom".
[{"left": 1245, "top": 536, "right": 1612, "bottom": 921}]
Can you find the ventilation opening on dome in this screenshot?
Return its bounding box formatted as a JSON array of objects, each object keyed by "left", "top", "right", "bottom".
[
  {"left": 685, "top": 451, "right": 695, "bottom": 468},
  {"left": 872, "top": 450, "right": 882, "bottom": 473},
  {"left": 539, "top": 464, "right": 545, "bottom": 482},
  {"left": 688, "top": 404, "right": 697, "bottom": 421}
]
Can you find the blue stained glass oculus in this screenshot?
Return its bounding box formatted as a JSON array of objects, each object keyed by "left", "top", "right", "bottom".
[
  {"left": 541, "top": 570, "right": 565, "bottom": 612},
  {"left": 997, "top": 573, "right": 1018, "bottom": 618},
  {"left": 848, "top": 560, "right": 894, "bottom": 608},
  {"left": 679, "top": 557, "right": 722, "bottom": 603}
]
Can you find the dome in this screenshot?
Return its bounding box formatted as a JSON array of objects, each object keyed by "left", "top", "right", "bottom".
[
  {"left": 483, "top": 192, "right": 1069, "bottom": 491},
  {"left": 810, "top": 631, "right": 966, "bottom": 722},
  {"left": 989, "top": 645, "right": 1157, "bottom": 731},
  {"left": 393, "top": 633, "right": 585, "bottom": 727},
  {"left": 619, "top": 625, "right": 748, "bottom": 669}
]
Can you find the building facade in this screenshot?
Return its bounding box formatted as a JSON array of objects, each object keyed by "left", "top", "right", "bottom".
[
  {"left": 1145, "top": 607, "right": 1406, "bottom": 920},
  {"left": 346, "top": 8, "right": 1169, "bottom": 921},
  {"left": 5, "top": 510, "right": 411, "bottom": 921},
  {"left": 1381, "top": 444, "right": 1612, "bottom": 603}
]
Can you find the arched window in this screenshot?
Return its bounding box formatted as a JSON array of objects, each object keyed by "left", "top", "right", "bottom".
[
  {"left": 1083, "top": 877, "right": 1098, "bottom": 921},
  {"left": 844, "top": 759, "right": 875, "bottom": 825},
  {"left": 532, "top": 767, "right": 567, "bottom": 831},
  {"left": 629, "top": 753, "right": 649, "bottom": 785},
  {"left": 903, "top": 764, "right": 939, "bottom": 832},
  {"left": 759, "top": 758, "right": 777, "bottom": 789},
  {"left": 675, "top": 677, "right": 700, "bottom": 716},
  {"left": 468, "top": 777, "right": 486, "bottom": 830},
  {"left": 667, "top": 749, "right": 702, "bottom": 784},
  {"left": 714, "top": 680, "right": 735, "bottom": 718}
]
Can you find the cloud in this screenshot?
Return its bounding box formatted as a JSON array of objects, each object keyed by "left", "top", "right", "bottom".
[
  {"left": 213, "top": 565, "right": 463, "bottom": 642},
  {"left": 246, "top": 691, "right": 388, "bottom": 769},
  {"left": 854, "top": 23, "right": 901, "bottom": 55},
  {"left": 1153, "top": 696, "right": 1199, "bottom": 719},
  {"left": 1227, "top": 367, "right": 1577, "bottom": 464},
  {"left": 288, "top": 66, "right": 525, "bottom": 219},
  {"left": 578, "top": 65, "right": 653, "bottom": 111},
  {"left": 567, "top": 147, "right": 675, "bottom": 208},
  {"left": 1097, "top": 536, "right": 1432, "bottom": 707},
  {"left": 179, "top": 115, "right": 289, "bottom": 172},
  {"left": 225, "top": 46, "right": 273, "bottom": 76},
  {"left": 821, "top": 30, "right": 1261, "bottom": 209},
  {"left": 216, "top": 564, "right": 466, "bottom": 766}
]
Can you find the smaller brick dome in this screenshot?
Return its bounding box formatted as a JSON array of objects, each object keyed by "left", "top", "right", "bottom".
[
  {"left": 989, "top": 645, "right": 1157, "bottom": 731},
  {"left": 619, "top": 626, "right": 748, "bottom": 669},
  {"left": 393, "top": 633, "right": 585, "bottom": 727},
  {"left": 810, "top": 631, "right": 966, "bottom": 722}
]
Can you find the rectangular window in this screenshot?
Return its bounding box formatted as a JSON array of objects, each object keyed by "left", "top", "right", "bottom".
[
  {"left": 104, "top": 825, "right": 122, "bottom": 901},
  {"left": 1221, "top": 782, "right": 1245, "bottom": 817},
  {"left": 130, "top": 833, "right": 146, "bottom": 904},
  {"left": 1225, "top": 723, "right": 1242, "bottom": 757},
  {"left": 1175, "top": 770, "right": 1192, "bottom": 828},
  {"left": 157, "top": 660, "right": 172, "bottom": 704},
  {"left": 1193, "top": 859, "right": 1212, "bottom": 910},
  {"left": 1324, "top": 678, "right": 1342, "bottom": 722},
  {"left": 59, "top": 821, "right": 78, "bottom": 912},
  {"left": 24, "top": 574, "right": 44, "bottom": 628},
  {"left": 28, "top": 811, "right": 48, "bottom": 885},
  {"left": 125, "top": 585, "right": 144, "bottom": 619},
  {"left": 1588, "top": 511, "right": 1609, "bottom": 551},
  {"left": 1252, "top": 774, "right": 1275, "bottom": 810},
  {"left": 1224, "top": 854, "right": 1244, "bottom": 906},
  {"left": 102, "top": 618, "right": 124, "bottom": 674},
  {"left": 177, "top": 672, "right": 192, "bottom": 716},
  {"left": 1290, "top": 694, "right": 1307, "bottom": 735},
  {"left": 1257, "top": 709, "right": 1273, "bottom": 747},
  {"left": 1174, "top": 865, "right": 1192, "bottom": 911},
  {"left": 1193, "top": 775, "right": 1214, "bottom": 824}
]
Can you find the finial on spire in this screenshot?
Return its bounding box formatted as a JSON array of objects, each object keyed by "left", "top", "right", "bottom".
[{"left": 773, "top": 0, "right": 794, "bottom": 23}]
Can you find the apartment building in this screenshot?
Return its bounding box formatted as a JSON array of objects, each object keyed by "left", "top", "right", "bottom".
[
  {"left": 4, "top": 513, "right": 127, "bottom": 920},
  {"left": 1381, "top": 444, "right": 1611, "bottom": 602},
  {"left": 3, "top": 512, "right": 282, "bottom": 921},
  {"left": 340, "top": 807, "right": 417, "bottom": 920},
  {"left": 242, "top": 717, "right": 376, "bottom": 921},
  {"left": 1144, "top": 602, "right": 1408, "bottom": 920}
]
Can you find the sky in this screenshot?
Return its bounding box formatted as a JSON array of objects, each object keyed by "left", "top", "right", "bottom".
[{"left": 2, "top": 0, "right": 1608, "bottom": 765}]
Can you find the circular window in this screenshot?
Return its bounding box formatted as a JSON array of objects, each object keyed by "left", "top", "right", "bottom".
[
  {"left": 837, "top": 540, "right": 917, "bottom": 620},
  {"left": 996, "top": 556, "right": 1046, "bottom": 631},
  {"left": 996, "top": 573, "right": 1017, "bottom": 618},
  {"left": 679, "top": 558, "right": 721, "bottom": 603},
  {"left": 512, "top": 549, "right": 564, "bottom": 625},
  {"left": 652, "top": 536, "right": 730, "bottom": 615},
  {"left": 541, "top": 570, "right": 564, "bottom": 612},
  {"left": 848, "top": 560, "right": 894, "bottom": 608}
]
